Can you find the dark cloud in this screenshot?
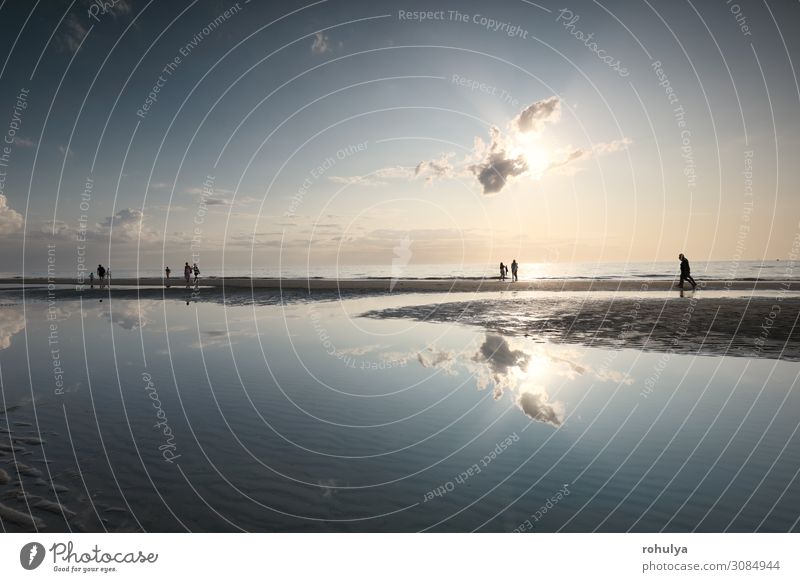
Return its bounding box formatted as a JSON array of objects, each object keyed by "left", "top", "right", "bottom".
[
  {"left": 469, "top": 127, "right": 528, "bottom": 194},
  {"left": 514, "top": 96, "right": 561, "bottom": 133},
  {"left": 475, "top": 333, "right": 530, "bottom": 380},
  {"left": 204, "top": 197, "right": 233, "bottom": 206},
  {"left": 518, "top": 392, "right": 562, "bottom": 426}
]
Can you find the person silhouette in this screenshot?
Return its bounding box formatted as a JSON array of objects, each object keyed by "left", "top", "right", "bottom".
[
  {"left": 165, "top": 266, "right": 171, "bottom": 288},
  {"left": 511, "top": 259, "right": 518, "bottom": 282},
  {"left": 183, "top": 262, "right": 191, "bottom": 287},
  {"left": 192, "top": 263, "right": 200, "bottom": 285},
  {"left": 500, "top": 262, "right": 506, "bottom": 281},
  {"left": 677, "top": 253, "right": 697, "bottom": 289},
  {"left": 97, "top": 264, "right": 106, "bottom": 288}
]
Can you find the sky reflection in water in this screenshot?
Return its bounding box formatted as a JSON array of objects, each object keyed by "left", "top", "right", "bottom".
[{"left": 0, "top": 293, "right": 798, "bottom": 532}]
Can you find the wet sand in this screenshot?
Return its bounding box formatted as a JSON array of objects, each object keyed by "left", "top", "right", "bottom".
[
  {"left": 0, "top": 276, "right": 796, "bottom": 293},
  {"left": 0, "top": 415, "right": 138, "bottom": 532},
  {"left": 363, "top": 294, "right": 800, "bottom": 361}
]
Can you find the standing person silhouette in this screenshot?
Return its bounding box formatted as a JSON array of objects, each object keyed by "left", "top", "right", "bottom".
[
  {"left": 165, "top": 266, "right": 171, "bottom": 287},
  {"left": 499, "top": 262, "right": 506, "bottom": 281},
  {"left": 677, "top": 253, "right": 697, "bottom": 289},
  {"left": 511, "top": 259, "right": 518, "bottom": 282},
  {"left": 183, "top": 262, "right": 192, "bottom": 287},
  {"left": 192, "top": 263, "right": 200, "bottom": 285},
  {"left": 97, "top": 264, "right": 106, "bottom": 288}
]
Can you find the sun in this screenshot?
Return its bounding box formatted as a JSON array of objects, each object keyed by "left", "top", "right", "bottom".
[{"left": 515, "top": 136, "right": 550, "bottom": 178}]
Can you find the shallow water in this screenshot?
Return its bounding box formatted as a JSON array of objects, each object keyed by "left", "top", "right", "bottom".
[
  {"left": 0, "top": 292, "right": 798, "bottom": 532},
  {"left": 12, "top": 258, "right": 799, "bottom": 282}
]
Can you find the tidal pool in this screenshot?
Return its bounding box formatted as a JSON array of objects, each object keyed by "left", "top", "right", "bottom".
[{"left": 0, "top": 292, "right": 798, "bottom": 532}]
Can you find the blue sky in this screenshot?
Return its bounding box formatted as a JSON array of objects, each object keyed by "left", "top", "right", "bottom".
[{"left": 0, "top": 0, "right": 798, "bottom": 274}]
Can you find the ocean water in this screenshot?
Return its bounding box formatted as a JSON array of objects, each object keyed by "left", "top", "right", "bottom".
[
  {"left": 0, "top": 292, "right": 798, "bottom": 532},
  {"left": 10, "top": 259, "right": 798, "bottom": 281}
]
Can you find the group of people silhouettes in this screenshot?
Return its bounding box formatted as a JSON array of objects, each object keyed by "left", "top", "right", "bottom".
[
  {"left": 88, "top": 262, "right": 202, "bottom": 290},
  {"left": 499, "top": 260, "right": 519, "bottom": 282},
  {"left": 89, "top": 254, "right": 696, "bottom": 295},
  {"left": 495, "top": 254, "right": 697, "bottom": 290},
  {"left": 163, "top": 262, "right": 200, "bottom": 287},
  {"left": 89, "top": 264, "right": 109, "bottom": 288}
]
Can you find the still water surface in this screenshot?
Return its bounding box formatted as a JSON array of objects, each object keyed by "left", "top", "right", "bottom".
[{"left": 0, "top": 293, "right": 798, "bottom": 532}]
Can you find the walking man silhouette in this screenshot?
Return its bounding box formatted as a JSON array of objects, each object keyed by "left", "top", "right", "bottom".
[{"left": 677, "top": 253, "right": 697, "bottom": 289}]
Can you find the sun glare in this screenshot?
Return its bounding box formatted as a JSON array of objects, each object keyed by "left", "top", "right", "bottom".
[{"left": 516, "top": 136, "right": 550, "bottom": 178}]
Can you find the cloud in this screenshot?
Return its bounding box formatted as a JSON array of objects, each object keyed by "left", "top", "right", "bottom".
[
  {"left": 514, "top": 96, "right": 561, "bottom": 133},
  {"left": 311, "top": 31, "right": 330, "bottom": 54},
  {"left": 329, "top": 166, "right": 415, "bottom": 187},
  {"left": 472, "top": 333, "right": 530, "bottom": 395},
  {"left": 414, "top": 152, "right": 455, "bottom": 183},
  {"left": 471, "top": 335, "right": 565, "bottom": 425},
  {"left": 204, "top": 197, "right": 233, "bottom": 206},
  {"left": 192, "top": 327, "right": 255, "bottom": 349},
  {"left": 475, "top": 334, "right": 529, "bottom": 381},
  {"left": 464, "top": 97, "right": 561, "bottom": 194},
  {"left": 100, "top": 301, "right": 153, "bottom": 331},
  {"left": 13, "top": 137, "right": 36, "bottom": 148},
  {"left": 517, "top": 392, "right": 564, "bottom": 425},
  {"left": 323, "top": 96, "right": 628, "bottom": 195},
  {"left": 41, "top": 219, "right": 72, "bottom": 240},
  {"left": 416, "top": 346, "right": 460, "bottom": 375},
  {"left": 0, "top": 195, "right": 24, "bottom": 236},
  {"left": 84, "top": 0, "right": 133, "bottom": 22},
  {"left": 0, "top": 308, "right": 25, "bottom": 350},
  {"left": 328, "top": 175, "right": 385, "bottom": 187},
  {"left": 393, "top": 334, "right": 565, "bottom": 426},
  {"left": 106, "top": 0, "right": 132, "bottom": 17},
  {"left": 98, "top": 208, "right": 141, "bottom": 229},
  {"left": 336, "top": 344, "right": 387, "bottom": 356},
  {"left": 468, "top": 127, "right": 529, "bottom": 195},
  {"left": 594, "top": 368, "right": 634, "bottom": 385},
  {"left": 94, "top": 208, "right": 166, "bottom": 244},
  {"left": 58, "top": 15, "right": 88, "bottom": 53},
  {"left": 183, "top": 186, "right": 257, "bottom": 208},
  {"left": 546, "top": 138, "right": 633, "bottom": 175},
  {"left": 592, "top": 138, "right": 633, "bottom": 155}
]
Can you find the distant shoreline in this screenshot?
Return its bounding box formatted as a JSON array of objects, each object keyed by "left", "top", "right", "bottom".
[{"left": 0, "top": 277, "right": 795, "bottom": 293}]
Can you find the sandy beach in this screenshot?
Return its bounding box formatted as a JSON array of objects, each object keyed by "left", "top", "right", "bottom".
[{"left": 0, "top": 276, "right": 795, "bottom": 293}]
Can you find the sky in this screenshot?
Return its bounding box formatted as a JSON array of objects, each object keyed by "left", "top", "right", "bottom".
[{"left": 0, "top": 0, "right": 799, "bottom": 275}]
